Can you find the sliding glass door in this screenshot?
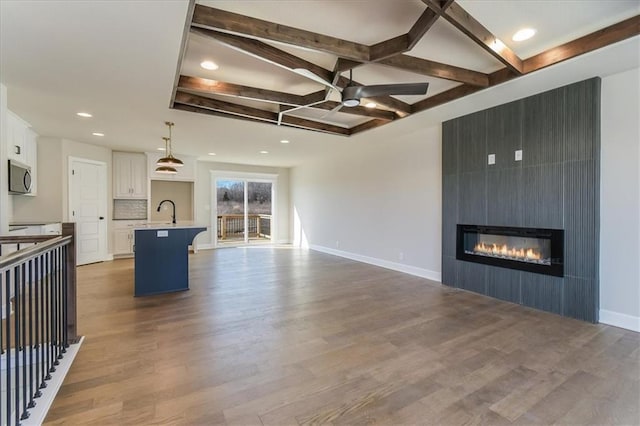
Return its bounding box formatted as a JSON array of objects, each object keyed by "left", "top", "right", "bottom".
[{"left": 214, "top": 174, "right": 275, "bottom": 246}]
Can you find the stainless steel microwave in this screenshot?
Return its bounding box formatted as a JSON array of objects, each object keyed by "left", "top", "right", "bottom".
[{"left": 8, "top": 160, "right": 32, "bottom": 194}]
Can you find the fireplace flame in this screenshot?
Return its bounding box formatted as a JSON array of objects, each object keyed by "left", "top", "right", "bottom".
[{"left": 473, "top": 242, "right": 543, "bottom": 261}]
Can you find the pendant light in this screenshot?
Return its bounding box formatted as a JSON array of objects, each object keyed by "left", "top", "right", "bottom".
[
  {"left": 155, "top": 137, "right": 177, "bottom": 174},
  {"left": 156, "top": 121, "right": 184, "bottom": 169}
]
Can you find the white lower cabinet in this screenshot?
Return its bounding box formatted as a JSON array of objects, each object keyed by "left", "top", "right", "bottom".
[
  {"left": 113, "top": 221, "right": 144, "bottom": 256},
  {"left": 114, "top": 230, "right": 133, "bottom": 255}
]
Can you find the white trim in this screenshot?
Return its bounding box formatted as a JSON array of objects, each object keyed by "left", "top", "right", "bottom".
[
  {"left": 22, "top": 337, "right": 84, "bottom": 426},
  {"left": 309, "top": 244, "right": 442, "bottom": 282},
  {"left": 210, "top": 171, "right": 278, "bottom": 248},
  {"left": 195, "top": 243, "right": 215, "bottom": 250},
  {"left": 599, "top": 309, "right": 640, "bottom": 332}
]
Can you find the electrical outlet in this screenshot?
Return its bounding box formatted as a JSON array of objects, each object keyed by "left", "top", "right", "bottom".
[
  {"left": 515, "top": 150, "right": 523, "bottom": 161},
  {"left": 488, "top": 154, "right": 495, "bottom": 165}
]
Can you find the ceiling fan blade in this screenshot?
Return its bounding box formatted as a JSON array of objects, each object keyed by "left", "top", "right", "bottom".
[
  {"left": 292, "top": 68, "right": 340, "bottom": 91},
  {"left": 358, "top": 82, "right": 429, "bottom": 98},
  {"left": 319, "top": 103, "right": 343, "bottom": 120}
]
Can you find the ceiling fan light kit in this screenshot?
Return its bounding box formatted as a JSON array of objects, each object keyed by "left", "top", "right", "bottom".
[{"left": 156, "top": 121, "right": 184, "bottom": 172}]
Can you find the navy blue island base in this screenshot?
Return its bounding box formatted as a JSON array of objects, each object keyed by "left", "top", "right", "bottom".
[{"left": 134, "top": 226, "right": 206, "bottom": 297}]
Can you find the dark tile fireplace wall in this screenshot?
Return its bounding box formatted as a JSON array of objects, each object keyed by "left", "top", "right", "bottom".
[{"left": 442, "top": 78, "right": 600, "bottom": 322}]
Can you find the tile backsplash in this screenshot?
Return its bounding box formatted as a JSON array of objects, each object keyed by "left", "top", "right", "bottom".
[{"left": 113, "top": 199, "right": 147, "bottom": 220}]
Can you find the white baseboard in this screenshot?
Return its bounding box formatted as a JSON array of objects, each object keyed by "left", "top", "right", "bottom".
[
  {"left": 22, "top": 336, "right": 84, "bottom": 425},
  {"left": 196, "top": 241, "right": 291, "bottom": 251},
  {"left": 599, "top": 309, "right": 640, "bottom": 332},
  {"left": 195, "top": 243, "right": 215, "bottom": 251},
  {"left": 309, "top": 244, "right": 441, "bottom": 282},
  {"left": 104, "top": 254, "right": 114, "bottom": 261}
]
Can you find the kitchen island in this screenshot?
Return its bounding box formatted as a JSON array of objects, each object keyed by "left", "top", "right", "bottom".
[{"left": 134, "top": 224, "right": 206, "bottom": 297}]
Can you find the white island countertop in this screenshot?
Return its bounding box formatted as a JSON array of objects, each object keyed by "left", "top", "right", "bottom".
[{"left": 133, "top": 222, "right": 207, "bottom": 230}]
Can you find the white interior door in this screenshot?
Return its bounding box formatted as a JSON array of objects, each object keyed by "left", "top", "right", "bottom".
[{"left": 69, "top": 157, "right": 108, "bottom": 265}]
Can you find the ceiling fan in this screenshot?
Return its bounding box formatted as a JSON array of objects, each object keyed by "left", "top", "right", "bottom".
[
  {"left": 293, "top": 67, "right": 429, "bottom": 115},
  {"left": 277, "top": 68, "right": 429, "bottom": 125}
]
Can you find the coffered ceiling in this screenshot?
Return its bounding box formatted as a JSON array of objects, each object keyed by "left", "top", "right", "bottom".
[
  {"left": 0, "top": 1, "right": 638, "bottom": 166},
  {"left": 172, "top": 0, "right": 640, "bottom": 136}
]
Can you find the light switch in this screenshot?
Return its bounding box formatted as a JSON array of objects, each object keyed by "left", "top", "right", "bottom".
[
  {"left": 488, "top": 154, "right": 496, "bottom": 165},
  {"left": 157, "top": 230, "right": 168, "bottom": 237},
  {"left": 515, "top": 150, "right": 523, "bottom": 161}
]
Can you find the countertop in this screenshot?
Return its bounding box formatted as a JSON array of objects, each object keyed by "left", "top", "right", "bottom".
[
  {"left": 133, "top": 222, "right": 207, "bottom": 230},
  {"left": 10, "top": 222, "right": 61, "bottom": 226}
]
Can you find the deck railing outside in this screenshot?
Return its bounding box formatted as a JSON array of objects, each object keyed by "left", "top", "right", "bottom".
[
  {"left": 217, "top": 214, "right": 271, "bottom": 240},
  {"left": 0, "top": 223, "right": 77, "bottom": 426}
]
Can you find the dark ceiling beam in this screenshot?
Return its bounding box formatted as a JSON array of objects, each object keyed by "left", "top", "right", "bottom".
[
  {"left": 178, "top": 75, "right": 308, "bottom": 106},
  {"left": 424, "top": 1, "right": 524, "bottom": 74},
  {"left": 407, "top": 3, "right": 450, "bottom": 49},
  {"left": 368, "top": 1, "right": 452, "bottom": 61},
  {"left": 302, "top": 90, "right": 329, "bottom": 106},
  {"left": 310, "top": 101, "right": 397, "bottom": 121},
  {"left": 170, "top": 0, "right": 196, "bottom": 108},
  {"left": 175, "top": 91, "right": 276, "bottom": 121},
  {"left": 411, "top": 83, "right": 482, "bottom": 113},
  {"left": 369, "top": 34, "right": 410, "bottom": 62},
  {"left": 191, "top": 4, "right": 369, "bottom": 61},
  {"left": 191, "top": 27, "right": 333, "bottom": 82},
  {"left": 174, "top": 91, "right": 350, "bottom": 136},
  {"left": 523, "top": 15, "right": 640, "bottom": 73},
  {"left": 279, "top": 115, "right": 350, "bottom": 135},
  {"left": 378, "top": 55, "right": 489, "bottom": 87},
  {"left": 364, "top": 96, "right": 412, "bottom": 116},
  {"left": 348, "top": 119, "right": 388, "bottom": 135},
  {"left": 191, "top": 27, "right": 411, "bottom": 116},
  {"left": 173, "top": 103, "right": 272, "bottom": 126}
]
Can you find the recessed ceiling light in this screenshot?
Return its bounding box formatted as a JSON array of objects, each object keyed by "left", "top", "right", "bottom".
[
  {"left": 157, "top": 147, "right": 166, "bottom": 151},
  {"left": 512, "top": 28, "right": 536, "bottom": 42},
  {"left": 260, "top": 150, "right": 269, "bottom": 154},
  {"left": 200, "top": 60, "right": 219, "bottom": 70},
  {"left": 280, "top": 140, "right": 290, "bottom": 144},
  {"left": 77, "top": 112, "right": 92, "bottom": 118},
  {"left": 208, "top": 152, "right": 216, "bottom": 156},
  {"left": 92, "top": 132, "right": 104, "bottom": 137},
  {"left": 365, "top": 102, "right": 377, "bottom": 108}
]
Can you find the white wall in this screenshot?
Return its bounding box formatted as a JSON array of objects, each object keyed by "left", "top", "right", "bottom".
[
  {"left": 600, "top": 67, "right": 640, "bottom": 331},
  {"left": 12, "top": 137, "right": 113, "bottom": 252},
  {"left": 290, "top": 124, "right": 442, "bottom": 281},
  {"left": 12, "top": 137, "right": 64, "bottom": 222},
  {"left": 195, "top": 161, "right": 290, "bottom": 247}
]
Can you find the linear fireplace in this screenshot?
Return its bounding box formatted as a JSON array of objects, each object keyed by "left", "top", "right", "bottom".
[{"left": 456, "top": 225, "right": 564, "bottom": 277}]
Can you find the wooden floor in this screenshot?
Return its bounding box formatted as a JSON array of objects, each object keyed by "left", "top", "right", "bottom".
[{"left": 45, "top": 248, "right": 639, "bottom": 425}]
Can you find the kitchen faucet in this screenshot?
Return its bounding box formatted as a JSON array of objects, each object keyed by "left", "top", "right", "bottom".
[{"left": 157, "top": 199, "right": 176, "bottom": 224}]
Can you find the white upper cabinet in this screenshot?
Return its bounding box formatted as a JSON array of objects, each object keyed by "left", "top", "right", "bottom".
[
  {"left": 146, "top": 152, "right": 196, "bottom": 181},
  {"left": 7, "top": 110, "right": 38, "bottom": 196},
  {"left": 113, "top": 152, "right": 147, "bottom": 199},
  {"left": 7, "top": 111, "right": 27, "bottom": 164}
]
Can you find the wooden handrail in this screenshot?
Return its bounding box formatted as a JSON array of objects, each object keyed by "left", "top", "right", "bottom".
[
  {"left": 0, "top": 235, "right": 59, "bottom": 244},
  {"left": 63, "top": 222, "right": 78, "bottom": 341}
]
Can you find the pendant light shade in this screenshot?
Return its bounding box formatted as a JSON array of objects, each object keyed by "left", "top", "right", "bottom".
[
  {"left": 156, "top": 122, "right": 183, "bottom": 170},
  {"left": 155, "top": 135, "right": 179, "bottom": 174},
  {"left": 155, "top": 165, "right": 178, "bottom": 174}
]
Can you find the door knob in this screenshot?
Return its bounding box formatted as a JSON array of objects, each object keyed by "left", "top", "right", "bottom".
[{"left": 99, "top": 216, "right": 105, "bottom": 220}]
